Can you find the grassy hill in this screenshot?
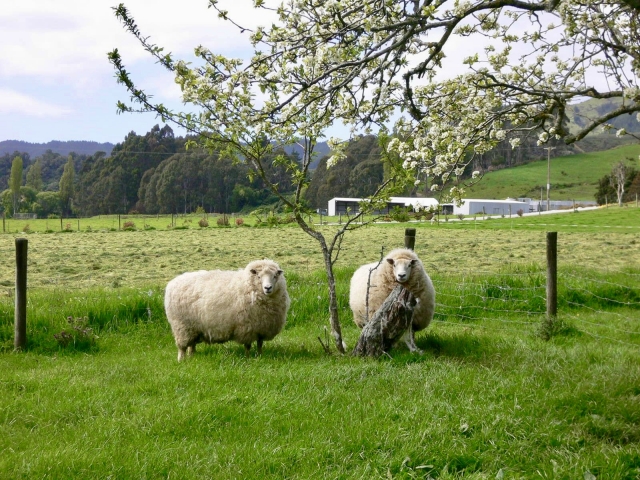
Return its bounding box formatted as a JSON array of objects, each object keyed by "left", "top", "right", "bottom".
[{"left": 466, "top": 143, "right": 640, "bottom": 201}]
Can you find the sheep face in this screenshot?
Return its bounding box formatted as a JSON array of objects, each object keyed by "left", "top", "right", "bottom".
[
  {"left": 386, "top": 257, "right": 417, "bottom": 284},
  {"left": 250, "top": 267, "right": 283, "bottom": 295}
]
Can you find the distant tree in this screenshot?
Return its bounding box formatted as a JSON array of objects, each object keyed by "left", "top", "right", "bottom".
[
  {"left": 102, "top": 165, "right": 128, "bottom": 213},
  {"left": 305, "top": 136, "right": 384, "bottom": 208},
  {"left": 26, "top": 158, "right": 43, "bottom": 191},
  {"left": 595, "top": 159, "right": 638, "bottom": 205},
  {"left": 33, "top": 191, "right": 61, "bottom": 218},
  {"left": 58, "top": 155, "right": 75, "bottom": 216},
  {"left": 10, "top": 156, "right": 23, "bottom": 215},
  {"left": 611, "top": 161, "right": 629, "bottom": 207}
]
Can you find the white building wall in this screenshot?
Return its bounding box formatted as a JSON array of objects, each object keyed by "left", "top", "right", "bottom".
[{"left": 453, "top": 199, "right": 528, "bottom": 216}]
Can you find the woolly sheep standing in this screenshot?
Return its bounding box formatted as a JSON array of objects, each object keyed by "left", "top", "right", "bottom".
[
  {"left": 164, "top": 259, "right": 290, "bottom": 361},
  {"left": 349, "top": 248, "right": 435, "bottom": 352}
]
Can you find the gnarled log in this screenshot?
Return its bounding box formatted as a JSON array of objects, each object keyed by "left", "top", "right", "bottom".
[{"left": 352, "top": 285, "right": 416, "bottom": 357}]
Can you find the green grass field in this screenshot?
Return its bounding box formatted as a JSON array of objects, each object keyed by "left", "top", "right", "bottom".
[
  {"left": 466, "top": 144, "right": 640, "bottom": 200},
  {"left": 1, "top": 208, "right": 639, "bottom": 478}
]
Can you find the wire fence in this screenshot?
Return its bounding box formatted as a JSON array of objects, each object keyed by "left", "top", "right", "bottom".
[
  {"left": 1, "top": 227, "right": 638, "bottom": 349},
  {"left": 432, "top": 266, "right": 639, "bottom": 345}
]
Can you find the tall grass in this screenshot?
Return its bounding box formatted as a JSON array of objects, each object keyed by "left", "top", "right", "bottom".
[{"left": 1, "top": 266, "right": 639, "bottom": 478}]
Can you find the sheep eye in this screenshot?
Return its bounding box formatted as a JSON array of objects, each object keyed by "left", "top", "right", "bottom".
[{"left": 250, "top": 269, "right": 257, "bottom": 275}]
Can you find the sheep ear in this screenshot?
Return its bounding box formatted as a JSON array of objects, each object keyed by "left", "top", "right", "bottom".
[
  {"left": 410, "top": 259, "right": 417, "bottom": 266},
  {"left": 386, "top": 258, "right": 394, "bottom": 265},
  {"left": 250, "top": 269, "right": 257, "bottom": 275},
  {"left": 277, "top": 270, "right": 283, "bottom": 276}
]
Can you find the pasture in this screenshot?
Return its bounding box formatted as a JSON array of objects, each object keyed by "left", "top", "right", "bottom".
[
  {"left": 465, "top": 143, "right": 640, "bottom": 200},
  {"left": 1, "top": 207, "right": 639, "bottom": 479}
]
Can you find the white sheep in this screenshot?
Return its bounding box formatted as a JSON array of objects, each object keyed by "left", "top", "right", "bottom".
[
  {"left": 349, "top": 248, "right": 435, "bottom": 352},
  {"left": 164, "top": 259, "right": 290, "bottom": 361}
]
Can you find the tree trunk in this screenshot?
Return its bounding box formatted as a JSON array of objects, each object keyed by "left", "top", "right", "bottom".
[
  {"left": 352, "top": 285, "right": 416, "bottom": 357},
  {"left": 321, "top": 244, "right": 346, "bottom": 354},
  {"left": 294, "top": 213, "right": 346, "bottom": 355}
]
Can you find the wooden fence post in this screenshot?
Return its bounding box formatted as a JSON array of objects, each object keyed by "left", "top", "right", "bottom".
[
  {"left": 545, "top": 231, "right": 558, "bottom": 335},
  {"left": 404, "top": 228, "right": 416, "bottom": 250},
  {"left": 15, "top": 238, "right": 28, "bottom": 351}
]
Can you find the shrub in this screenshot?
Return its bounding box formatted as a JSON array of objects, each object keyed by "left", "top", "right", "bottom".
[
  {"left": 53, "top": 316, "right": 98, "bottom": 350},
  {"left": 235, "top": 218, "right": 244, "bottom": 226},
  {"left": 517, "top": 209, "right": 524, "bottom": 217},
  {"left": 63, "top": 223, "right": 73, "bottom": 232},
  {"left": 22, "top": 224, "right": 31, "bottom": 233},
  {"left": 217, "top": 214, "right": 230, "bottom": 226},
  {"left": 122, "top": 221, "right": 136, "bottom": 231},
  {"left": 266, "top": 213, "right": 280, "bottom": 227},
  {"left": 198, "top": 218, "right": 209, "bottom": 228},
  {"left": 195, "top": 206, "right": 206, "bottom": 214},
  {"left": 389, "top": 206, "right": 410, "bottom": 222},
  {"left": 457, "top": 214, "right": 465, "bottom": 221}
]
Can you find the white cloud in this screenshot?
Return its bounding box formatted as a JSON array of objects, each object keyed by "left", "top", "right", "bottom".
[
  {"left": 0, "top": 1, "right": 268, "bottom": 86},
  {"left": 0, "top": 88, "right": 74, "bottom": 118}
]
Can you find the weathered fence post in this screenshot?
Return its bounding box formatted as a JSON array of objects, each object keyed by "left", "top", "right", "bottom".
[
  {"left": 404, "top": 228, "right": 416, "bottom": 250},
  {"left": 118, "top": 214, "right": 121, "bottom": 230},
  {"left": 542, "top": 231, "right": 558, "bottom": 340},
  {"left": 352, "top": 230, "right": 420, "bottom": 357},
  {"left": 547, "top": 232, "right": 557, "bottom": 319},
  {"left": 352, "top": 285, "right": 416, "bottom": 357},
  {"left": 15, "top": 238, "right": 28, "bottom": 351},
  {"left": 60, "top": 216, "right": 63, "bottom": 231}
]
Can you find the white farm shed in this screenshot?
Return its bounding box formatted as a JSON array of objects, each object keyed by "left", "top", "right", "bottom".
[
  {"left": 447, "top": 198, "right": 529, "bottom": 216},
  {"left": 328, "top": 197, "right": 439, "bottom": 216},
  {"left": 389, "top": 197, "right": 440, "bottom": 212}
]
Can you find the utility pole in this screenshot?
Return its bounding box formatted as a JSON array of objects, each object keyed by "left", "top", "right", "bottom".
[{"left": 544, "top": 147, "right": 556, "bottom": 212}]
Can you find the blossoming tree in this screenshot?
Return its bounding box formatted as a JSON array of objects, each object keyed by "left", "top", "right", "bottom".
[{"left": 109, "top": 0, "right": 639, "bottom": 352}]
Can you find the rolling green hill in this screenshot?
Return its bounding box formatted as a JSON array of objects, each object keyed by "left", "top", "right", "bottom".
[{"left": 466, "top": 143, "right": 640, "bottom": 201}]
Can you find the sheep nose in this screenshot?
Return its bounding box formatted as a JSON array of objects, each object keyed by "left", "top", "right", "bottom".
[
  {"left": 264, "top": 285, "right": 273, "bottom": 293},
  {"left": 397, "top": 273, "right": 406, "bottom": 281}
]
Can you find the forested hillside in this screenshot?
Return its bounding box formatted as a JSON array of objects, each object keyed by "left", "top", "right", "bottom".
[
  {"left": 0, "top": 125, "right": 301, "bottom": 217},
  {"left": 2, "top": 95, "right": 638, "bottom": 217}
]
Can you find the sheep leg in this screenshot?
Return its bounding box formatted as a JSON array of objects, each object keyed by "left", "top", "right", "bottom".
[
  {"left": 402, "top": 328, "right": 423, "bottom": 354},
  {"left": 187, "top": 344, "right": 196, "bottom": 356},
  {"left": 257, "top": 337, "right": 264, "bottom": 356},
  {"left": 177, "top": 347, "right": 187, "bottom": 362},
  {"left": 244, "top": 343, "right": 251, "bottom": 357}
]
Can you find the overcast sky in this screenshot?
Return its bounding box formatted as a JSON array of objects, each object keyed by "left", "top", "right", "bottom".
[
  {"left": 0, "top": 1, "right": 499, "bottom": 146},
  {"left": 0, "top": 1, "right": 273, "bottom": 145},
  {"left": 1, "top": 2, "right": 615, "bottom": 147}
]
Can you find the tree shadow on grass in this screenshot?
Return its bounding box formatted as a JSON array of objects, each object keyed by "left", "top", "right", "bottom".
[{"left": 404, "top": 329, "right": 504, "bottom": 363}]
